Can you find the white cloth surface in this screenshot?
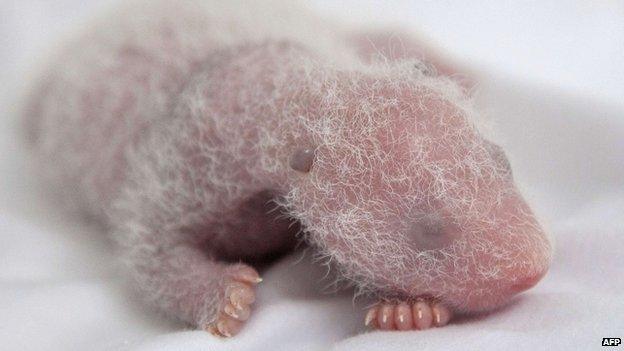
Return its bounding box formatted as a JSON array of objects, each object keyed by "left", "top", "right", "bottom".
[{"left": 1, "top": 1, "right": 623, "bottom": 350}]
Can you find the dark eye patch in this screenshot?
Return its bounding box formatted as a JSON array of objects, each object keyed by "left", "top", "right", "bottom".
[
  {"left": 483, "top": 140, "right": 513, "bottom": 178},
  {"left": 406, "top": 213, "right": 457, "bottom": 251}
]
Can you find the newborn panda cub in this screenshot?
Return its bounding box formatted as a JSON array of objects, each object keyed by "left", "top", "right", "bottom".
[{"left": 23, "top": 0, "right": 552, "bottom": 337}]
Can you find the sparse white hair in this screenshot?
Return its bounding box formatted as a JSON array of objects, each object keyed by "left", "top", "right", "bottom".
[{"left": 23, "top": 0, "right": 551, "bottom": 323}]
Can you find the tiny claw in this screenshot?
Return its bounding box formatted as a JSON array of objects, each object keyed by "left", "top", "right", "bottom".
[
  {"left": 230, "top": 265, "right": 262, "bottom": 284},
  {"left": 206, "top": 324, "right": 219, "bottom": 336},
  {"left": 377, "top": 304, "right": 395, "bottom": 330},
  {"left": 217, "top": 321, "right": 231, "bottom": 337},
  {"left": 365, "top": 306, "right": 378, "bottom": 327},
  {"left": 224, "top": 303, "right": 251, "bottom": 321},
  {"left": 431, "top": 302, "right": 452, "bottom": 327},
  {"left": 224, "top": 304, "right": 240, "bottom": 319},
  {"left": 412, "top": 301, "right": 433, "bottom": 330},
  {"left": 394, "top": 303, "right": 413, "bottom": 330}
]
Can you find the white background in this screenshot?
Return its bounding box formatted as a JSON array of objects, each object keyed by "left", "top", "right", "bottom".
[
  {"left": 3, "top": 1, "right": 624, "bottom": 107},
  {"left": 1, "top": 1, "right": 623, "bottom": 350}
]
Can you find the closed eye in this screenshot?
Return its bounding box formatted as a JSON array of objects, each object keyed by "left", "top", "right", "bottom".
[{"left": 407, "top": 213, "right": 457, "bottom": 251}]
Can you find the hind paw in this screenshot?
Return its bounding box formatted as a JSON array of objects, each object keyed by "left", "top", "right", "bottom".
[
  {"left": 205, "top": 264, "right": 262, "bottom": 337},
  {"left": 365, "top": 298, "right": 452, "bottom": 331}
]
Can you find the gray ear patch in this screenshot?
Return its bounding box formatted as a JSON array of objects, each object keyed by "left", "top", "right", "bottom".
[
  {"left": 484, "top": 140, "right": 513, "bottom": 178},
  {"left": 290, "top": 148, "right": 315, "bottom": 173}
]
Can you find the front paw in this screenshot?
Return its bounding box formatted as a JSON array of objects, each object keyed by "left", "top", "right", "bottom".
[
  {"left": 205, "top": 264, "right": 262, "bottom": 337},
  {"left": 364, "top": 298, "right": 452, "bottom": 331}
]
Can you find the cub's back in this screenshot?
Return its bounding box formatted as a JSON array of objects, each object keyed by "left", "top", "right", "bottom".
[{"left": 22, "top": 0, "right": 350, "bottom": 216}]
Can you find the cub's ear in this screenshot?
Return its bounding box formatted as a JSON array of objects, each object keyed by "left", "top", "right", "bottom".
[{"left": 289, "top": 148, "right": 315, "bottom": 173}]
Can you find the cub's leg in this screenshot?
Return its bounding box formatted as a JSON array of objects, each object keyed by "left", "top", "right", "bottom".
[
  {"left": 112, "top": 125, "right": 298, "bottom": 337},
  {"left": 114, "top": 190, "right": 298, "bottom": 337},
  {"left": 111, "top": 41, "right": 306, "bottom": 337},
  {"left": 114, "top": 225, "right": 259, "bottom": 337}
]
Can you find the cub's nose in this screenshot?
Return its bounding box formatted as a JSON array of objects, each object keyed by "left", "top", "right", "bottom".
[{"left": 510, "top": 269, "right": 547, "bottom": 293}]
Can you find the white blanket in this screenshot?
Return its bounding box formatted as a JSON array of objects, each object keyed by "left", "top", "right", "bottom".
[{"left": 2, "top": 1, "right": 623, "bottom": 350}]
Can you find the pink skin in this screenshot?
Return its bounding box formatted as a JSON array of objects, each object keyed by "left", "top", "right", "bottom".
[
  {"left": 321, "top": 31, "right": 549, "bottom": 330},
  {"left": 25, "top": 11, "right": 551, "bottom": 337},
  {"left": 314, "top": 90, "right": 550, "bottom": 329}
]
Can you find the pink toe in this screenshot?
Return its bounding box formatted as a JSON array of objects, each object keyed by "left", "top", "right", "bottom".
[
  {"left": 377, "top": 303, "right": 395, "bottom": 330},
  {"left": 223, "top": 303, "right": 251, "bottom": 321},
  {"left": 412, "top": 301, "right": 433, "bottom": 330},
  {"left": 431, "top": 303, "right": 452, "bottom": 327},
  {"left": 216, "top": 316, "right": 243, "bottom": 337},
  {"left": 227, "top": 282, "right": 255, "bottom": 307},
  {"left": 394, "top": 303, "right": 414, "bottom": 330}
]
